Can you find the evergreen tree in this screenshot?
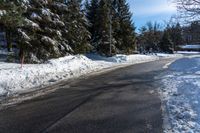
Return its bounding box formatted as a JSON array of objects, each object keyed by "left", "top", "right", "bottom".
[
  {"left": 9, "top": 0, "right": 76, "bottom": 63},
  {"left": 113, "top": 0, "right": 136, "bottom": 54},
  {"left": 170, "top": 23, "right": 183, "bottom": 50},
  {"left": 0, "top": 0, "right": 25, "bottom": 52},
  {"left": 19, "top": 0, "right": 73, "bottom": 63},
  {"left": 85, "top": 0, "right": 135, "bottom": 55},
  {"left": 137, "top": 26, "right": 148, "bottom": 52},
  {"left": 159, "top": 31, "right": 174, "bottom": 53},
  {"left": 65, "top": 0, "right": 92, "bottom": 54},
  {"left": 85, "top": 0, "right": 99, "bottom": 48},
  {"left": 95, "top": 0, "right": 116, "bottom": 56}
]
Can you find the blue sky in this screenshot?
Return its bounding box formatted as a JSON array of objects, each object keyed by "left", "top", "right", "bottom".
[{"left": 128, "top": 0, "right": 177, "bottom": 31}]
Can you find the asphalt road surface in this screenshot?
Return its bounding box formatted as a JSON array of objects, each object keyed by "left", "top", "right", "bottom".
[{"left": 0, "top": 59, "right": 175, "bottom": 133}]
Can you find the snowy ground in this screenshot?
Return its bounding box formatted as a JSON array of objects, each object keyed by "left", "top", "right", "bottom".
[
  {"left": 159, "top": 56, "right": 200, "bottom": 133},
  {"left": 0, "top": 50, "right": 182, "bottom": 98},
  {"left": 177, "top": 51, "right": 200, "bottom": 54}
]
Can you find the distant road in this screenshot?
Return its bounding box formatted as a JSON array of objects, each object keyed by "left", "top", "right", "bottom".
[{"left": 0, "top": 58, "right": 176, "bottom": 133}]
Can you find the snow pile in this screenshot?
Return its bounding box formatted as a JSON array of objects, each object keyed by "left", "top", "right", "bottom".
[
  {"left": 86, "top": 54, "right": 175, "bottom": 64},
  {"left": 0, "top": 55, "right": 110, "bottom": 97},
  {"left": 117, "top": 54, "right": 159, "bottom": 63},
  {"left": 159, "top": 57, "right": 200, "bottom": 132},
  {"left": 0, "top": 53, "right": 181, "bottom": 98},
  {"left": 156, "top": 53, "right": 183, "bottom": 58},
  {"left": 178, "top": 51, "right": 200, "bottom": 54}
]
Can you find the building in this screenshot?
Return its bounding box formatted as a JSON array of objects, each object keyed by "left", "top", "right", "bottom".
[
  {"left": 179, "top": 44, "right": 200, "bottom": 52},
  {"left": 183, "top": 21, "right": 200, "bottom": 44}
]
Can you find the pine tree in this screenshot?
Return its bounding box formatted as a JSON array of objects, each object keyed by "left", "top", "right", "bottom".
[
  {"left": 113, "top": 0, "right": 136, "bottom": 54},
  {"left": 94, "top": 0, "right": 116, "bottom": 56},
  {"left": 85, "top": 0, "right": 99, "bottom": 48},
  {"left": 65, "top": 0, "right": 92, "bottom": 54},
  {"left": 169, "top": 23, "right": 183, "bottom": 50},
  {"left": 0, "top": 0, "right": 25, "bottom": 52},
  {"left": 14, "top": 0, "right": 76, "bottom": 63},
  {"left": 159, "top": 31, "right": 174, "bottom": 53},
  {"left": 19, "top": 0, "right": 69, "bottom": 62}
]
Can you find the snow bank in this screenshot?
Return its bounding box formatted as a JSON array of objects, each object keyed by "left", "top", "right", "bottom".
[
  {"left": 86, "top": 54, "right": 161, "bottom": 63},
  {"left": 159, "top": 57, "right": 200, "bottom": 132},
  {"left": 0, "top": 55, "right": 108, "bottom": 96},
  {"left": 0, "top": 53, "right": 180, "bottom": 98},
  {"left": 156, "top": 53, "right": 183, "bottom": 58},
  {"left": 177, "top": 51, "right": 200, "bottom": 54}
]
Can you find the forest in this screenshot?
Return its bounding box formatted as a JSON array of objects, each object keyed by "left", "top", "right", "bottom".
[{"left": 0, "top": 0, "right": 199, "bottom": 63}]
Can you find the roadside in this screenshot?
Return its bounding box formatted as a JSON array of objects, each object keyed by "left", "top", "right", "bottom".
[
  {"left": 0, "top": 51, "right": 182, "bottom": 101},
  {"left": 158, "top": 55, "right": 200, "bottom": 132},
  {"left": 0, "top": 58, "right": 171, "bottom": 133}
]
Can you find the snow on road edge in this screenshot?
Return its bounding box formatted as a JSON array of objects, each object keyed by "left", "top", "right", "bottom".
[
  {"left": 0, "top": 53, "right": 181, "bottom": 98},
  {"left": 158, "top": 57, "right": 200, "bottom": 133}
]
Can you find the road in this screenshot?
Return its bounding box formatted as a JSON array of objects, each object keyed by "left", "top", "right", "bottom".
[{"left": 0, "top": 58, "right": 176, "bottom": 133}]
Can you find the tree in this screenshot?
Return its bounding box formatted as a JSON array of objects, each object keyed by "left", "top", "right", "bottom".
[
  {"left": 93, "top": 0, "right": 116, "bottom": 56},
  {"left": 65, "top": 0, "right": 92, "bottom": 54},
  {"left": 10, "top": 0, "right": 75, "bottom": 63},
  {"left": 182, "top": 21, "right": 200, "bottom": 44},
  {"left": 85, "top": 0, "right": 99, "bottom": 46},
  {"left": 18, "top": 0, "right": 71, "bottom": 63},
  {"left": 137, "top": 26, "right": 147, "bottom": 53},
  {"left": 168, "top": 23, "right": 184, "bottom": 50},
  {"left": 14, "top": 0, "right": 91, "bottom": 63},
  {"left": 113, "top": 0, "right": 136, "bottom": 54},
  {"left": 159, "top": 31, "right": 174, "bottom": 53},
  {"left": 175, "top": 0, "right": 200, "bottom": 21},
  {"left": 0, "top": 0, "right": 25, "bottom": 52},
  {"left": 137, "top": 22, "right": 162, "bottom": 52},
  {"left": 85, "top": 0, "right": 136, "bottom": 55}
]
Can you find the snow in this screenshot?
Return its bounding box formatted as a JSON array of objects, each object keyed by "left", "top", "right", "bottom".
[
  {"left": 156, "top": 53, "right": 183, "bottom": 58},
  {"left": 0, "top": 55, "right": 102, "bottom": 97},
  {"left": 0, "top": 10, "right": 6, "bottom": 17},
  {"left": 18, "top": 29, "right": 31, "bottom": 41},
  {"left": 31, "top": 12, "right": 38, "bottom": 19},
  {"left": 41, "top": 36, "right": 56, "bottom": 45},
  {"left": 158, "top": 57, "right": 200, "bottom": 132},
  {"left": 30, "top": 12, "right": 42, "bottom": 21},
  {"left": 86, "top": 54, "right": 159, "bottom": 63},
  {"left": 0, "top": 52, "right": 181, "bottom": 98},
  {"left": 177, "top": 51, "right": 200, "bottom": 54},
  {"left": 53, "top": 19, "right": 65, "bottom": 27},
  {"left": 41, "top": 8, "right": 51, "bottom": 16},
  {"left": 24, "top": 18, "right": 40, "bottom": 30}
]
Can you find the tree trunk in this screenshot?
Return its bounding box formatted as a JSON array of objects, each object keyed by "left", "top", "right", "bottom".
[
  {"left": 5, "top": 28, "right": 12, "bottom": 52},
  {"left": 19, "top": 47, "right": 24, "bottom": 67}
]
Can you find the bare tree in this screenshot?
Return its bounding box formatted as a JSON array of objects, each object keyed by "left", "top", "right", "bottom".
[{"left": 175, "top": 0, "right": 200, "bottom": 21}]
